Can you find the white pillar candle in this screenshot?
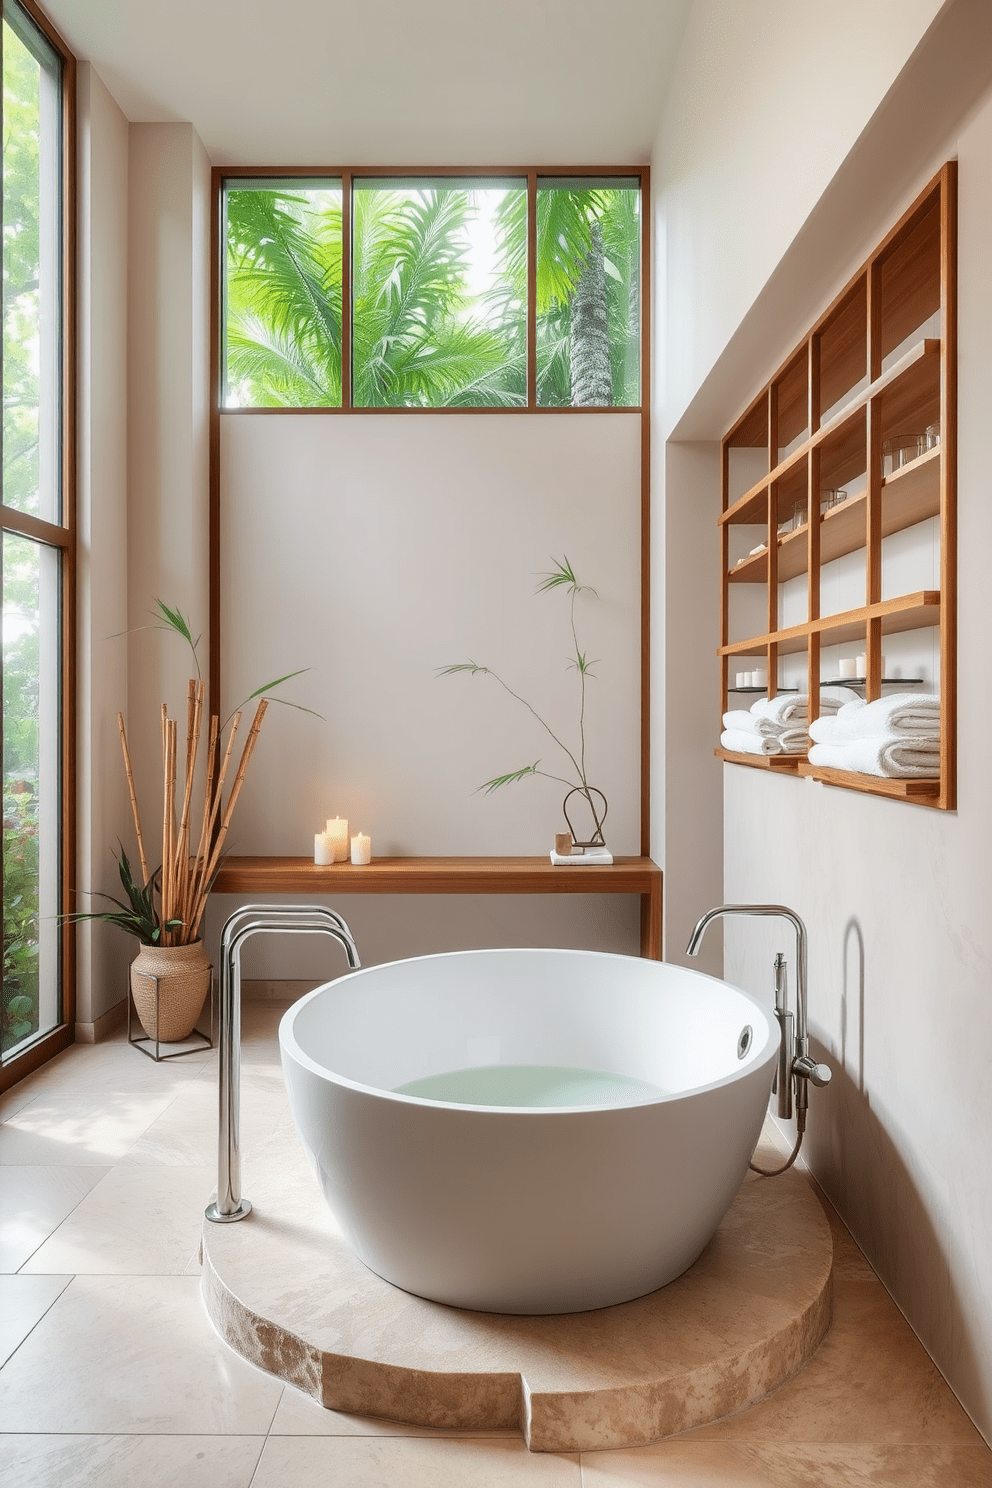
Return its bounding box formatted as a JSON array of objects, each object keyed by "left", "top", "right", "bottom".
[
  {"left": 350, "top": 832, "right": 371, "bottom": 866},
  {"left": 735, "top": 672, "right": 748, "bottom": 689},
  {"left": 855, "top": 655, "right": 866, "bottom": 676},
  {"left": 838, "top": 658, "right": 858, "bottom": 678},
  {"left": 314, "top": 832, "right": 334, "bottom": 866},
  {"left": 325, "top": 817, "right": 349, "bottom": 863},
  {"left": 752, "top": 668, "right": 767, "bottom": 688}
]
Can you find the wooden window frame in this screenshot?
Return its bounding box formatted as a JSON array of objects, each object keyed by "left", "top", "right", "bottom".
[
  {"left": 210, "top": 164, "right": 652, "bottom": 853},
  {"left": 0, "top": 0, "right": 76, "bottom": 1091}
]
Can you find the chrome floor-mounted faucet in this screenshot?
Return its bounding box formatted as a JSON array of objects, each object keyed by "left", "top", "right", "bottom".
[{"left": 686, "top": 903, "right": 830, "bottom": 1174}]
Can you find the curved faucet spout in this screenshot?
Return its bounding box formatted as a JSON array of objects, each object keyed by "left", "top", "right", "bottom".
[{"left": 686, "top": 903, "right": 807, "bottom": 1052}]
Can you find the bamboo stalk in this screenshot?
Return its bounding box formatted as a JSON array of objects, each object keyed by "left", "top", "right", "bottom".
[
  {"left": 185, "top": 711, "right": 242, "bottom": 938},
  {"left": 183, "top": 710, "right": 219, "bottom": 934},
  {"left": 162, "top": 718, "right": 178, "bottom": 944},
  {"left": 116, "top": 712, "right": 150, "bottom": 888},
  {"left": 190, "top": 699, "right": 268, "bottom": 937},
  {"left": 175, "top": 679, "right": 204, "bottom": 918}
]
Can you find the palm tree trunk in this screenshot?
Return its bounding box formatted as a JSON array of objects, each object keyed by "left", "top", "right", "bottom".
[{"left": 570, "top": 219, "right": 612, "bottom": 406}]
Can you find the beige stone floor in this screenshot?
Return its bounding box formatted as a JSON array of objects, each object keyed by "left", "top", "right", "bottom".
[{"left": 1, "top": 1002, "right": 990, "bottom": 1488}]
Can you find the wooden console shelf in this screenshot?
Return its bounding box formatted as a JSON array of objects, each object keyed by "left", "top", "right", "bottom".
[
  {"left": 212, "top": 855, "right": 664, "bottom": 960},
  {"left": 720, "top": 163, "right": 956, "bottom": 810}
]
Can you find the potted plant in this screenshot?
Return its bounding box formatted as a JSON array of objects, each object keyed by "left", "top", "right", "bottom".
[{"left": 73, "top": 602, "right": 311, "bottom": 1043}]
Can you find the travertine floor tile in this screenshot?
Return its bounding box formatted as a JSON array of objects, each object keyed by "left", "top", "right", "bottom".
[
  {"left": 0, "top": 1085, "right": 37, "bottom": 1121},
  {"left": 0, "top": 1275, "right": 283, "bottom": 1434},
  {"left": 119, "top": 1076, "right": 289, "bottom": 1166},
  {"left": 0, "top": 1090, "right": 180, "bottom": 1165},
  {"left": 250, "top": 1435, "right": 580, "bottom": 1486},
  {"left": 0, "top": 1164, "right": 109, "bottom": 1271},
  {"left": 20, "top": 1165, "right": 211, "bottom": 1274},
  {"left": 0, "top": 1434, "right": 265, "bottom": 1488},
  {"left": 579, "top": 1441, "right": 992, "bottom": 1486},
  {"left": 6, "top": 1034, "right": 210, "bottom": 1097},
  {"left": 0, "top": 1274, "right": 71, "bottom": 1365}
]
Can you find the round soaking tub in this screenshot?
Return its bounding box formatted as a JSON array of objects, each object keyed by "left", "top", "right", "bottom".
[{"left": 278, "top": 947, "right": 777, "bottom": 1315}]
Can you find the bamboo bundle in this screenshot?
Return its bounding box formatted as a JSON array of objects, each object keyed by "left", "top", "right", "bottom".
[{"left": 117, "top": 684, "right": 270, "bottom": 948}]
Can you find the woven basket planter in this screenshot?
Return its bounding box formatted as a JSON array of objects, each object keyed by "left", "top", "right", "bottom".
[{"left": 130, "top": 940, "right": 211, "bottom": 1043}]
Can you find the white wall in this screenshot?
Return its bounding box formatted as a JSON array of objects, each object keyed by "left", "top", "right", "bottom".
[
  {"left": 75, "top": 65, "right": 131, "bottom": 1031},
  {"left": 653, "top": 0, "right": 992, "bottom": 1444},
  {"left": 655, "top": 0, "right": 944, "bottom": 440},
  {"left": 215, "top": 413, "right": 643, "bottom": 977}
]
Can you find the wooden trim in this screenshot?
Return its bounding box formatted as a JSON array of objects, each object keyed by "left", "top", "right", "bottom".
[
  {"left": 526, "top": 169, "right": 537, "bottom": 409},
  {"left": 60, "top": 30, "right": 77, "bottom": 1053},
  {"left": 1, "top": 0, "right": 77, "bottom": 1084},
  {"left": 209, "top": 169, "right": 222, "bottom": 720},
  {"left": 639, "top": 165, "right": 651, "bottom": 856},
  {"left": 0, "top": 505, "right": 71, "bottom": 547},
  {"left": 939, "top": 160, "right": 957, "bottom": 811},
  {"left": 341, "top": 169, "right": 352, "bottom": 411},
  {"left": 0, "top": 1021, "right": 73, "bottom": 1094},
  {"left": 217, "top": 403, "right": 642, "bottom": 417},
  {"left": 218, "top": 164, "right": 640, "bottom": 181}
]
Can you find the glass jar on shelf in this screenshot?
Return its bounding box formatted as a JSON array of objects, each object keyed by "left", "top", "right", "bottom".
[{"left": 882, "top": 433, "right": 924, "bottom": 478}]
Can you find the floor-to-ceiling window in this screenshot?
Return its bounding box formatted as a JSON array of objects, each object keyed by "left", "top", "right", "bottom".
[{"left": 0, "top": 0, "right": 74, "bottom": 1089}]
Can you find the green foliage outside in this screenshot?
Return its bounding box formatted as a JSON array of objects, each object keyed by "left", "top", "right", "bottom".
[
  {"left": 2, "top": 19, "right": 48, "bottom": 1056},
  {"left": 224, "top": 180, "right": 640, "bottom": 409}
]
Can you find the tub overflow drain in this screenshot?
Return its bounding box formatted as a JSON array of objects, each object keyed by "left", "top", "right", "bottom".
[{"left": 737, "top": 1025, "right": 753, "bottom": 1060}]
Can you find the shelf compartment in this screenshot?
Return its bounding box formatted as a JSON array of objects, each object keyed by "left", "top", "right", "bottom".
[
  {"left": 878, "top": 195, "right": 941, "bottom": 365},
  {"left": 798, "top": 762, "right": 940, "bottom": 800},
  {"left": 719, "top": 591, "right": 941, "bottom": 658},
  {"left": 774, "top": 351, "right": 809, "bottom": 463},
  {"left": 818, "top": 276, "right": 867, "bottom": 422},
  {"left": 730, "top": 453, "right": 941, "bottom": 589},
  {"left": 714, "top": 749, "right": 803, "bottom": 773},
  {"left": 721, "top": 338, "right": 939, "bottom": 528}
]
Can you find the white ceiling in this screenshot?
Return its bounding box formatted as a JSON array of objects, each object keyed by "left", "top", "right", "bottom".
[{"left": 43, "top": 0, "right": 691, "bottom": 166}]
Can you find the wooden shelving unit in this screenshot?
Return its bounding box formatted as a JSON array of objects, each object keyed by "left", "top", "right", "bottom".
[{"left": 719, "top": 164, "right": 956, "bottom": 809}]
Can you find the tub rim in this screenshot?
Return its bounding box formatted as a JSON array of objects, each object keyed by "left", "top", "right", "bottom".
[{"left": 278, "top": 946, "right": 778, "bottom": 1116}]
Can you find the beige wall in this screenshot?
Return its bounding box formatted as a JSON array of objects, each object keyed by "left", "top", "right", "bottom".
[
  {"left": 75, "top": 65, "right": 131, "bottom": 1029},
  {"left": 652, "top": 0, "right": 992, "bottom": 1444},
  {"left": 214, "top": 412, "right": 644, "bottom": 977},
  {"left": 126, "top": 123, "right": 211, "bottom": 821}
]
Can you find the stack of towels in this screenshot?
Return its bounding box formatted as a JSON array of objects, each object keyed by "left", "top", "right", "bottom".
[
  {"left": 808, "top": 693, "right": 940, "bottom": 778},
  {"left": 721, "top": 689, "right": 852, "bottom": 757}
]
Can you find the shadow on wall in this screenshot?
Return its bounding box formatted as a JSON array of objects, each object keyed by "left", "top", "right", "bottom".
[{"left": 808, "top": 915, "right": 981, "bottom": 1412}]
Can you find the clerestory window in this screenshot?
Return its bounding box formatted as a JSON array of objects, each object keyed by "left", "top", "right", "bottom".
[{"left": 220, "top": 170, "right": 642, "bottom": 412}]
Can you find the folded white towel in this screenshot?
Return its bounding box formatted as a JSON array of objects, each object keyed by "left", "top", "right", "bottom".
[
  {"left": 751, "top": 687, "right": 853, "bottom": 727},
  {"left": 778, "top": 727, "right": 812, "bottom": 754},
  {"left": 843, "top": 692, "right": 940, "bottom": 737},
  {"left": 722, "top": 710, "right": 784, "bottom": 737},
  {"left": 721, "top": 729, "right": 781, "bottom": 756},
  {"left": 808, "top": 738, "right": 941, "bottom": 779},
  {"left": 809, "top": 713, "right": 939, "bottom": 748}
]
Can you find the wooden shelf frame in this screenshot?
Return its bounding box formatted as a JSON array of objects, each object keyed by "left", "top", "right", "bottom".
[
  {"left": 719, "top": 163, "right": 956, "bottom": 810},
  {"left": 212, "top": 855, "right": 664, "bottom": 960}
]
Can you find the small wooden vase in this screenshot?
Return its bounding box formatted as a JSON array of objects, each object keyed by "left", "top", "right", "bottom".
[{"left": 130, "top": 940, "right": 211, "bottom": 1043}]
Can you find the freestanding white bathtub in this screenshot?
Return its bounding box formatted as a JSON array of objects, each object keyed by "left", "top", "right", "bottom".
[{"left": 279, "top": 948, "right": 778, "bottom": 1315}]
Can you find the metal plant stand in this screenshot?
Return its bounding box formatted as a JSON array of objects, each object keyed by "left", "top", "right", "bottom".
[
  {"left": 204, "top": 904, "right": 361, "bottom": 1226},
  {"left": 127, "top": 970, "right": 215, "bottom": 1062}
]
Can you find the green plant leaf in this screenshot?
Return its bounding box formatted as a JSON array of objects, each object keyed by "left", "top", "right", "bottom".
[
  {"left": 242, "top": 668, "right": 309, "bottom": 702},
  {"left": 478, "top": 762, "right": 540, "bottom": 793},
  {"left": 436, "top": 661, "right": 490, "bottom": 677}
]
